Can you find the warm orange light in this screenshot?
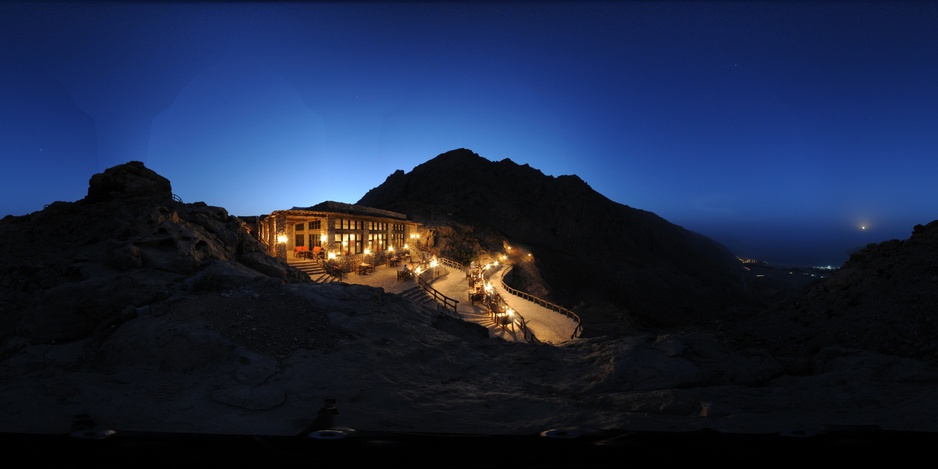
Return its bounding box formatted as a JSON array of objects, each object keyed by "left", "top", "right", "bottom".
[{"left": 276, "top": 234, "right": 287, "bottom": 244}]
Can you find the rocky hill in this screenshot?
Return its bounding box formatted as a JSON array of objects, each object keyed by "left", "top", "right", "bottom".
[
  {"left": 733, "top": 220, "right": 938, "bottom": 364},
  {"left": 358, "top": 149, "right": 755, "bottom": 335},
  {"left": 2, "top": 161, "right": 938, "bottom": 465},
  {"left": 0, "top": 161, "right": 310, "bottom": 355}
]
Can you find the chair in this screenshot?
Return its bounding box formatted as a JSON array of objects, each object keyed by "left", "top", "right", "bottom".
[{"left": 294, "top": 246, "right": 309, "bottom": 258}]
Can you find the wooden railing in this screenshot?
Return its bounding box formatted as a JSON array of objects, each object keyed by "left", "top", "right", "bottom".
[
  {"left": 438, "top": 257, "right": 463, "bottom": 270},
  {"left": 498, "top": 265, "right": 583, "bottom": 339},
  {"left": 416, "top": 268, "right": 460, "bottom": 317}
]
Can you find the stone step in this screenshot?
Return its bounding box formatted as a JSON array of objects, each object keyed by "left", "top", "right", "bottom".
[
  {"left": 289, "top": 260, "right": 340, "bottom": 284},
  {"left": 399, "top": 286, "right": 442, "bottom": 312}
]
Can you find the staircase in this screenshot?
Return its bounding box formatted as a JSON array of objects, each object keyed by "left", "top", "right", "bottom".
[
  {"left": 399, "top": 285, "right": 438, "bottom": 308},
  {"left": 289, "top": 259, "right": 339, "bottom": 283},
  {"left": 399, "top": 284, "right": 453, "bottom": 316}
]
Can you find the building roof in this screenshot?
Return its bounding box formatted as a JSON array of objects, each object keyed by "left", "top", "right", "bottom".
[{"left": 289, "top": 201, "right": 410, "bottom": 221}]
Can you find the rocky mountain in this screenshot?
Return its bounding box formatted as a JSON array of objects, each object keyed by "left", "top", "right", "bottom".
[
  {"left": 3, "top": 160, "right": 938, "bottom": 465},
  {"left": 0, "top": 161, "right": 309, "bottom": 355},
  {"left": 358, "top": 149, "right": 755, "bottom": 336}
]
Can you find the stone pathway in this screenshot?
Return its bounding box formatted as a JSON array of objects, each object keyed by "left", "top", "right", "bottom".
[{"left": 288, "top": 257, "right": 580, "bottom": 344}]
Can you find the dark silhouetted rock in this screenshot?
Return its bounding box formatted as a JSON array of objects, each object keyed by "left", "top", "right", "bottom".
[
  {"left": 85, "top": 160, "right": 173, "bottom": 202},
  {"left": 358, "top": 148, "right": 752, "bottom": 336},
  {"left": 3, "top": 154, "right": 938, "bottom": 442},
  {"left": 735, "top": 220, "right": 938, "bottom": 362},
  {"left": 0, "top": 161, "right": 310, "bottom": 354}
]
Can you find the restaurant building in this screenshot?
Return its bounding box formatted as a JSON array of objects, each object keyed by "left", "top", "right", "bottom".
[{"left": 256, "top": 201, "right": 422, "bottom": 260}]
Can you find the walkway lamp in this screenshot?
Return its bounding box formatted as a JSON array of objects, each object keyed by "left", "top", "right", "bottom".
[{"left": 429, "top": 257, "right": 439, "bottom": 279}]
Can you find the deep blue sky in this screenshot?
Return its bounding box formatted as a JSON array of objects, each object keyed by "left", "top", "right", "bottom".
[{"left": 2, "top": 1, "right": 936, "bottom": 267}]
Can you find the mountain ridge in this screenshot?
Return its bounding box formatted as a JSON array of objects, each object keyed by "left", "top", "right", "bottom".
[
  {"left": 358, "top": 148, "right": 752, "bottom": 335},
  {"left": 3, "top": 159, "right": 938, "bottom": 445}
]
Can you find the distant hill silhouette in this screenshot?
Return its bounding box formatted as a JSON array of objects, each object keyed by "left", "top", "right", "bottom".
[
  {"left": 734, "top": 220, "right": 938, "bottom": 362},
  {"left": 358, "top": 148, "right": 753, "bottom": 336}
]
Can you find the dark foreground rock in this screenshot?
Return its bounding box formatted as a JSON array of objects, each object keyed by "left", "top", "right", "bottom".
[
  {"left": 2, "top": 160, "right": 938, "bottom": 454},
  {"left": 0, "top": 161, "right": 309, "bottom": 356}
]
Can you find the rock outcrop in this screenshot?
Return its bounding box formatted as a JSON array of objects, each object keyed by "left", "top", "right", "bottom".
[{"left": 0, "top": 161, "right": 309, "bottom": 355}]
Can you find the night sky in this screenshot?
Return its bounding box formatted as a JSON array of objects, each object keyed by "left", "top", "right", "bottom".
[{"left": 2, "top": 1, "right": 936, "bottom": 267}]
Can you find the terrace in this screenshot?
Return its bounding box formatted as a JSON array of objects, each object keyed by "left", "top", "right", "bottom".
[{"left": 288, "top": 248, "right": 581, "bottom": 344}]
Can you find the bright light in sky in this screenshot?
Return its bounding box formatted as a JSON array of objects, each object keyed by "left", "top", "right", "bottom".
[{"left": 1, "top": 1, "right": 937, "bottom": 267}]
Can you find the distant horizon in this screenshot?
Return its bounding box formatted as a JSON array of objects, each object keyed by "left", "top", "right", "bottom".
[{"left": 3, "top": 153, "right": 922, "bottom": 269}]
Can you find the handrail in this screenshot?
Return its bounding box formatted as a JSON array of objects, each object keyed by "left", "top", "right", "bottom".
[
  {"left": 438, "top": 257, "right": 463, "bottom": 270},
  {"left": 416, "top": 268, "right": 460, "bottom": 316},
  {"left": 498, "top": 265, "right": 583, "bottom": 339}
]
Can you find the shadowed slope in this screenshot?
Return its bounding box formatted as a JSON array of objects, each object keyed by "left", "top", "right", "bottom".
[{"left": 358, "top": 149, "right": 752, "bottom": 336}]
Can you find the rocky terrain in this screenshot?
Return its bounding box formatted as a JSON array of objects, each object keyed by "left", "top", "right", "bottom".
[
  {"left": 358, "top": 149, "right": 759, "bottom": 336},
  {"left": 733, "top": 220, "right": 938, "bottom": 364},
  {"left": 2, "top": 159, "right": 938, "bottom": 465}
]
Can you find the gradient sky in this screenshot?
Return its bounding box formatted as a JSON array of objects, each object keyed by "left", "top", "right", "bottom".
[{"left": 2, "top": 1, "right": 936, "bottom": 267}]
